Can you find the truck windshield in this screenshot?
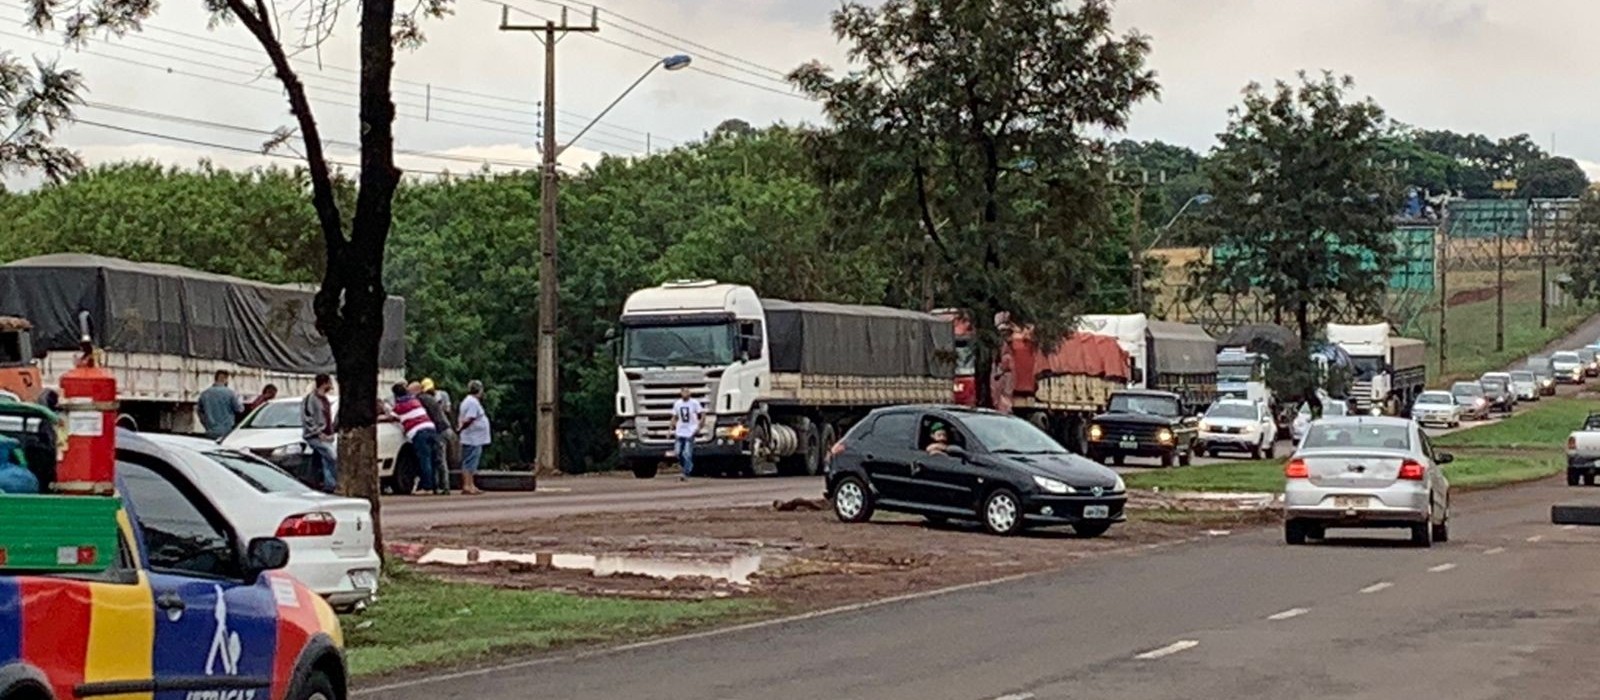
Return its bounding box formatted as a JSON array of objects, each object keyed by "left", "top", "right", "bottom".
[
  {"left": 1349, "top": 356, "right": 1384, "bottom": 380},
  {"left": 1217, "top": 362, "right": 1256, "bottom": 382},
  {"left": 954, "top": 340, "right": 976, "bottom": 375},
  {"left": 1109, "top": 394, "right": 1180, "bottom": 418},
  {"left": 622, "top": 323, "right": 736, "bottom": 368}
]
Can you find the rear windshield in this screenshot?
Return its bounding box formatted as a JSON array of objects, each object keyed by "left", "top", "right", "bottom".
[
  {"left": 1452, "top": 383, "right": 1483, "bottom": 396},
  {"left": 1415, "top": 393, "right": 1453, "bottom": 405},
  {"left": 1303, "top": 423, "right": 1411, "bottom": 451},
  {"left": 1511, "top": 372, "right": 1535, "bottom": 382},
  {"left": 1554, "top": 352, "right": 1581, "bottom": 363},
  {"left": 204, "top": 450, "right": 311, "bottom": 493}
]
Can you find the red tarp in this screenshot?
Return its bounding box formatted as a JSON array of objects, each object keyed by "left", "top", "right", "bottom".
[{"left": 1002, "top": 329, "right": 1131, "bottom": 396}]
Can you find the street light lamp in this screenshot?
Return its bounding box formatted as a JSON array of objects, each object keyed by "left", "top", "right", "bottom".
[{"left": 558, "top": 55, "right": 692, "bottom": 156}]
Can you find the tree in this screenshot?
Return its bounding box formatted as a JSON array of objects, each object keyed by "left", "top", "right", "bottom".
[
  {"left": 29, "top": 0, "right": 450, "bottom": 546},
  {"left": 789, "top": 0, "right": 1158, "bottom": 406},
  {"left": 0, "top": 51, "right": 82, "bottom": 182},
  {"left": 1518, "top": 156, "right": 1589, "bottom": 199},
  {"left": 1562, "top": 192, "right": 1600, "bottom": 303},
  {"left": 1188, "top": 72, "right": 1403, "bottom": 407}
]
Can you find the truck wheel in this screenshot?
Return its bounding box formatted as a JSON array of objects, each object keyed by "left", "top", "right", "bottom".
[
  {"left": 745, "top": 421, "right": 773, "bottom": 477},
  {"left": 800, "top": 423, "right": 823, "bottom": 476},
  {"left": 631, "top": 461, "right": 659, "bottom": 479},
  {"left": 819, "top": 423, "right": 837, "bottom": 473},
  {"left": 1569, "top": 470, "right": 1581, "bottom": 487}
]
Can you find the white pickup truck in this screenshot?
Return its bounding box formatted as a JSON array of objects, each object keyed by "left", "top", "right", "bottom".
[{"left": 1565, "top": 412, "right": 1600, "bottom": 486}]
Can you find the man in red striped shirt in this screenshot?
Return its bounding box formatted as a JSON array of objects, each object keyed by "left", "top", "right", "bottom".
[{"left": 393, "top": 382, "right": 443, "bottom": 495}]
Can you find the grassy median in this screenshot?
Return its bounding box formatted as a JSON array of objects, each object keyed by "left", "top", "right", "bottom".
[
  {"left": 346, "top": 567, "right": 763, "bottom": 679},
  {"left": 1125, "top": 398, "right": 1587, "bottom": 494}
]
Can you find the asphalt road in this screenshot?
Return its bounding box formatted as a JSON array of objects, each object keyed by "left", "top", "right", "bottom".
[{"left": 365, "top": 476, "right": 1600, "bottom": 700}]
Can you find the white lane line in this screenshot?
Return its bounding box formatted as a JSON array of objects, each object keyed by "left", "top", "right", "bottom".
[
  {"left": 993, "top": 694, "right": 1036, "bottom": 700},
  {"left": 1428, "top": 563, "right": 1457, "bottom": 573},
  {"left": 1563, "top": 524, "right": 1579, "bottom": 531},
  {"left": 1134, "top": 640, "right": 1200, "bottom": 660},
  {"left": 1483, "top": 547, "right": 1506, "bottom": 555},
  {"left": 1527, "top": 535, "right": 1545, "bottom": 543},
  {"left": 1360, "top": 581, "right": 1394, "bottom": 594},
  {"left": 1267, "top": 608, "right": 1309, "bottom": 621}
]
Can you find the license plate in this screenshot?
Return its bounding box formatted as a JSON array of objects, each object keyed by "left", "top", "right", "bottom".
[
  {"left": 350, "top": 569, "right": 378, "bottom": 591},
  {"left": 1333, "top": 496, "right": 1369, "bottom": 509},
  {"left": 1119, "top": 439, "right": 1138, "bottom": 450},
  {"left": 1083, "top": 505, "right": 1110, "bottom": 519}
]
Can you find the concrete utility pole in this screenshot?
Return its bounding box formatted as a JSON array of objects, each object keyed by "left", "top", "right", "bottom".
[
  {"left": 500, "top": 6, "right": 598, "bottom": 476},
  {"left": 1492, "top": 178, "right": 1518, "bottom": 354}
]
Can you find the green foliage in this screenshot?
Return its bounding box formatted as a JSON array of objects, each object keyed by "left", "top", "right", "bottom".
[
  {"left": 0, "top": 52, "right": 83, "bottom": 183},
  {"left": 1564, "top": 193, "right": 1600, "bottom": 305},
  {"left": 1517, "top": 156, "right": 1589, "bottom": 199},
  {"left": 789, "top": 0, "right": 1159, "bottom": 401},
  {"left": 1411, "top": 129, "right": 1548, "bottom": 197}
]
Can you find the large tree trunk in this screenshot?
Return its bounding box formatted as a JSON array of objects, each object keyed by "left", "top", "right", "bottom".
[{"left": 1296, "top": 298, "right": 1320, "bottom": 419}]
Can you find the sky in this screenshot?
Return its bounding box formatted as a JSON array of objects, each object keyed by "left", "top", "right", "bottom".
[{"left": 4, "top": 0, "right": 1600, "bottom": 188}]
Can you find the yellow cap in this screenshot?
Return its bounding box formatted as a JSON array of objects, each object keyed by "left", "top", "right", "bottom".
[{"left": 421, "top": 378, "right": 435, "bottom": 392}]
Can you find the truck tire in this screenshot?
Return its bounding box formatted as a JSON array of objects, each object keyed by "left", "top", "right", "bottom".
[
  {"left": 631, "top": 460, "right": 659, "bottom": 479},
  {"left": 800, "top": 422, "right": 822, "bottom": 476},
  {"left": 819, "top": 423, "right": 837, "bottom": 473}
]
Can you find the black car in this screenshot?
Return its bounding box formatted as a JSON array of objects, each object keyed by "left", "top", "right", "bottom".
[
  {"left": 825, "top": 406, "right": 1127, "bottom": 536},
  {"left": 1478, "top": 375, "right": 1515, "bottom": 414},
  {"left": 1084, "top": 390, "right": 1199, "bottom": 468}
]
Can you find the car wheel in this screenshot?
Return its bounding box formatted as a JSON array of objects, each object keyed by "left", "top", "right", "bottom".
[
  {"left": 1072, "top": 522, "right": 1113, "bottom": 538},
  {"left": 1249, "top": 445, "right": 1262, "bottom": 460},
  {"left": 1178, "top": 449, "right": 1192, "bottom": 467},
  {"left": 1161, "top": 451, "right": 1174, "bottom": 468},
  {"left": 291, "top": 670, "right": 339, "bottom": 700},
  {"left": 1587, "top": 473, "right": 1597, "bottom": 487},
  {"left": 1432, "top": 520, "right": 1450, "bottom": 543},
  {"left": 1306, "top": 524, "right": 1326, "bottom": 540},
  {"left": 1570, "top": 470, "right": 1582, "bottom": 487},
  {"left": 390, "top": 450, "right": 417, "bottom": 496},
  {"left": 1112, "top": 454, "right": 1125, "bottom": 467},
  {"left": 832, "top": 476, "right": 874, "bottom": 523},
  {"left": 631, "top": 461, "right": 658, "bottom": 479},
  {"left": 1411, "top": 521, "right": 1434, "bottom": 548},
  {"left": 1264, "top": 440, "right": 1276, "bottom": 460},
  {"left": 1284, "top": 519, "right": 1308, "bottom": 545},
  {"left": 981, "top": 488, "right": 1025, "bottom": 536}
]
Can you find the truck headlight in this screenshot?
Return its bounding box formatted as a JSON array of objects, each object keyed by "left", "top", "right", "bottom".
[
  {"left": 615, "top": 428, "right": 637, "bottom": 441},
  {"left": 1033, "top": 475, "right": 1074, "bottom": 494},
  {"left": 1156, "top": 428, "right": 1174, "bottom": 444},
  {"left": 1088, "top": 424, "right": 1103, "bottom": 441}
]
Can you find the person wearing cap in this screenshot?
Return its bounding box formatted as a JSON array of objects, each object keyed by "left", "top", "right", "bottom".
[
  {"left": 925, "top": 423, "right": 951, "bottom": 455},
  {"left": 417, "top": 379, "right": 453, "bottom": 495}
]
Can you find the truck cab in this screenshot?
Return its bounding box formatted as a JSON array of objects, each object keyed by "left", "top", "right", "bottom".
[
  {"left": 0, "top": 317, "right": 41, "bottom": 404},
  {"left": 1216, "top": 347, "right": 1269, "bottom": 405}
]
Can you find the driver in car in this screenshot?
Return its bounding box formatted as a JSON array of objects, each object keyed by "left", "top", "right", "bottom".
[{"left": 926, "top": 423, "right": 951, "bottom": 455}]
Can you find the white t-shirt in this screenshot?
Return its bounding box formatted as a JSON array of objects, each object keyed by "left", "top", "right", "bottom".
[
  {"left": 458, "top": 395, "right": 492, "bottom": 446},
  {"left": 671, "top": 398, "right": 704, "bottom": 439}
]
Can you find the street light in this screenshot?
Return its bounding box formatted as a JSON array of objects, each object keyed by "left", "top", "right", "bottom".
[
  {"left": 1154, "top": 193, "right": 1213, "bottom": 246},
  {"left": 558, "top": 55, "right": 692, "bottom": 156}
]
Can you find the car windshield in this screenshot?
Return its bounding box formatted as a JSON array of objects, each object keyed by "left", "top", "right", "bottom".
[
  {"left": 202, "top": 450, "right": 311, "bottom": 493},
  {"left": 241, "top": 401, "right": 301, "bottom": 429},
  {"left": 1416, "top": 392, "right": 1453, "bottom": 405},
  {"left": 1108, "top": 394, "right": 1181, "bottom": 417},
  {"left": 1206, "top": 403, "right": 1257, "bottom": 420},
  {"left": 1554, "top": 352, "right": 1581, "bottom": 364},
  {"left": 1452, "top": 383, "right": 1484, "bottom": 397},
  {"left": 961, "top": 413, "right": 1068, "bottom": 454},
  {"left": 1481, "top": 378, "right": 1507, "bottom": 390},
  {"left": 1217, "top": 362, "right": 1255, "bottom": 382},
  {"left": 1511, "top": 372, "right": 1535, "bottom": 382},
  {"left": 1302, "top": 422, "right": 1412, "bottom": 451},
  {"left": 622, "top": 323, "right": 736, "bottom": 368}
]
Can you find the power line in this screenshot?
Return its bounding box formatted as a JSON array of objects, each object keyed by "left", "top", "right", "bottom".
[
  {"left": 72, "top": 118, "right": 462, "bottom": 177},
  {"left": 557, "top": 0, "right": 791, "bottom": 80},
  {"left": 519, "top": 0, "right": 791, "bottom": 85}
]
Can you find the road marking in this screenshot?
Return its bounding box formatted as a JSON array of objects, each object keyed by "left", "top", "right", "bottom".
[
  {"left": 1428, "top": 563, "right": 1456, "bottom": 573},
  {"left": 1267, "top": 608, "right": 1309, "bottom": 621},
  {"left": 1527, "top": 535, "right": 1544, "bottom": 543},
  {"left": 993, "top": 694, "right": 1036, "bottom": 700},
  {"left": 1483, "top": 547, "right": 1506, "bottom": 555},
  {"left": 1360, "top": 582, "right": 1393, "bottom": 594},
  {"left": 1563, "top": 524, "right": 1578, "bottom": 531},
  {"left": 1134, "top": 640, "right": 1200, "bottom": 660}
]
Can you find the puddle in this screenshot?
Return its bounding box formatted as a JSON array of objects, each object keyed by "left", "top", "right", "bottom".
[{"left": 415, "top": 547, "right": 765, "bottom": 585}]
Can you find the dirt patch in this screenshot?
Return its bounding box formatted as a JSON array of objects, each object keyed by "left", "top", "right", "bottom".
[
  {"left": 388, "top": 505, "right": 1266, "bottom": 609},
  {"left": 1448, "top": 285, "right": 1502, "bottom": 307}
]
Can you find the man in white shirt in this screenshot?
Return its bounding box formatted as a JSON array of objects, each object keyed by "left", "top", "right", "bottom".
[{"left": 669, "top": 388, "right": 705, "bottom": 480}]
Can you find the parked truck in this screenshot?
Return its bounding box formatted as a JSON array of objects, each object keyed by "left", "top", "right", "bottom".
[
  {"left": 1215, "top": 324, "right": 1302, "bottom": 437},
  {"left": 0, "top": 254, "right": 407, "bottom": 432},
  {"left": 1077, "top": 314, "right": 1218, "bottom": 410},
  {"left": 613, "top": 280, "right": 954, "bottom": 478},
  {"left": 1325, "top": 322, "right": 1426, "bottom": 416}
]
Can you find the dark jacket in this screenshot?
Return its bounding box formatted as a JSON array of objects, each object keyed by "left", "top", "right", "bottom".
[{"left": 418, "top": 392, "right": 450, "bottom": 432}]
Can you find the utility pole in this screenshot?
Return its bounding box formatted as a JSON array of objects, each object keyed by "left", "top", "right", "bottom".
[
  {"left": 1540, "top": 202, "right": 1550, "bottom": 328},
  {"left": 501, "top": 6, "right": 599, "bottom": 475},
  {"left": 1437, "top": 211, "right": 1448, "bottom": 374},
  {"left": 1492, "top": 178, "right": 1518, "bottom": 353},
  {"left": 1111, "top": 169, "right": 1154, "bottom": 313}
]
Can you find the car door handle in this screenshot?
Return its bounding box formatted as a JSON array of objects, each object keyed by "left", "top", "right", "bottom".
[{"left": 155, "top": 592, "right": 187, "bottom": 611}]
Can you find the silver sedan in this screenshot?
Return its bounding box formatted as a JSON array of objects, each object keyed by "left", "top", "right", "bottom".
[{"left": 1283, "top": 416, "right": 1452, "bottom": 547}]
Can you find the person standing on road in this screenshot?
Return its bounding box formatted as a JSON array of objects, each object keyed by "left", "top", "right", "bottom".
[
  {"left": 669, "top": 388, "right": 704, "bottom": 481},
  {"left": 197, "top": 370, "right": 244, "bottom": 440},
  {"left": 456, "top": 380, "right": 490, "bottom": 496},
  {"left": 302, "top": 374, "right": 338, "bottom": 493},
  {"left": 394, "top": 382, "right": 441, "bottom": 495},
  {"left": 417, "top": 380, "right": 452, "bottom": 495}
]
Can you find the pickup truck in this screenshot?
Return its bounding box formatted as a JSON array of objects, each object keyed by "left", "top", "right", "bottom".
[
  {"left": 1568, "top": 413, "right": 1600, "bottom": 486},
  {"left": 1084, "top": 390, "right": 1199, "bottom": 468}
]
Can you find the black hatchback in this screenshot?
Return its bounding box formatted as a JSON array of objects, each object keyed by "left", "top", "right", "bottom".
[{"left": 824, "top": 406, "right": 1127, "bottom": 536}]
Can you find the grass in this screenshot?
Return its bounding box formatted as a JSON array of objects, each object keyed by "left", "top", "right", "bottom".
[
  {"left": 1126, "top": 398, "right": 1587, "bottom": 494},
  {"left": 1416, "top": 270, "right": 1597, "bottom": 387},
  {"left": 345, "top": 568, "right": 763, "bottom": 678}
]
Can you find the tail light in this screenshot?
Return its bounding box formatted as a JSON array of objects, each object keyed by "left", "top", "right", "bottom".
[
  {"left": 277, "top": 512, "right": 337, "bottom": 538},
  {"left": 1284, "top": 459, "right": 1309, "bottom": 479},
  {"left": 1398, "top": 460, "right": 1426, "bottom": 481}
]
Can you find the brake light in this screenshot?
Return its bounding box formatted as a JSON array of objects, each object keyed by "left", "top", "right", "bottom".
[
  {"left": 1284, "top": 459, "right": 1309, "bottom": 479},
  {"left": 277, "top": 512, "right": 337, "bottom": 537},
  {"left": 1398, "top": 460, "right": 1426, "bottom": 480}
]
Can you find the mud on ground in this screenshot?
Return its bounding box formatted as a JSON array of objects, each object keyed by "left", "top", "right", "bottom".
[{"left": 387, "top": 504, "right": 1272, "bottom": 610}]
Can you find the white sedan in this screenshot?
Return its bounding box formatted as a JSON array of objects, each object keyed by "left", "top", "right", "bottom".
[
  {"left": 224, "top": 397, "right": 411, "bottom": 493},
  {"left": 1411, "top": 390, "right": 1463, "bottom": 428},
  {"left": 1291, "top": 400, "right": 1351, "bottom": 444},
  {"left": 143, "top": 433, "right": 382, "bottom": 612}
]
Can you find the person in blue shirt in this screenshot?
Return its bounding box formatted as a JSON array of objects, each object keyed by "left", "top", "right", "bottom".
[{"left": 197, "top": 370, "right": 244, "bottom": 440}]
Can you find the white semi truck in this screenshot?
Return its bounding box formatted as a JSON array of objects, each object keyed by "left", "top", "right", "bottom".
[
  {"left": 1325, "top": 322, "right": 1427, "bottom": 416},
  {"left": 1076, "top": 314, "right": 1218, "bottom": 411},
  {"left": 613, "top": 280, "right": 954, "bottom": 478}
]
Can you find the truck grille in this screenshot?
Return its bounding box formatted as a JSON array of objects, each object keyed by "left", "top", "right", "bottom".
[
  {"left": 1095, "top": 422, "right": 1169, "bottom": 449},
  {"left": 1350, "top": 381, "right": 1376, "bottom": 410},
  {"left": 627, "top": 378, "right": 718, "bottom": 443}
]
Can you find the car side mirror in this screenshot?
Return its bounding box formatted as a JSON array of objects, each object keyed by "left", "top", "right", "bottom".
[
  {"left": 244, "top": 537, "right": 290, "bottom": 579},
  {"left": 1436, "top": 452, "right": 1454, "bottom": 465},
  {"left": 944, "top": 445, "right": 968, "bottom": 460}
]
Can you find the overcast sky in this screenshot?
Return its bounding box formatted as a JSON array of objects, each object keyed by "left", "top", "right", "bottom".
[{"left": 4, "top": 0, "right": 1598, "bottom": 188}]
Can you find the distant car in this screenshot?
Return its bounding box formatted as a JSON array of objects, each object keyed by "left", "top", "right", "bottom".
[
  {"left": 1509, "top": 370, "right": 1540, "bottom": 402},
  {"left": 1085, "top": 390, "right": 1200, "bottom": 468},
  {"left": 1283, "top": 416, "right": 1453, "bottom": 547},
  {"left": 1450, "top": 381, "right": 1491, "bottom": 420},
  {"left": 1552, "top": 351, "right": 1586, "bottom": 384},
  {"left": 1479, "top": 373, "right": 1516, "bottom": 413},
  {"left": 1291, "top": 400, "right": 1349, "bottom": 444},
  {"left": 225, "top": 396, "right": 412, "bottom": 493},
  {"left": 826, "top": 406, "right": 1126, "bottom": 537},
  {"left": 1579, "top": 348, "right": 1600, "bottom": 377},
  {"left": 144, "top": 433, "right": 382, "bottom": 612},
  {"left": 1411, "top": 391, "right": 1461, "bottom": 428},
  {"left": 1198, "top": 398, "right": 1278, "bottom": 459}
]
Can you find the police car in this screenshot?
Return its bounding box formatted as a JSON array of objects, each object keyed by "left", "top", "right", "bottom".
[{"left": 0, "top": 429, "right": 347, "bottom": 700}]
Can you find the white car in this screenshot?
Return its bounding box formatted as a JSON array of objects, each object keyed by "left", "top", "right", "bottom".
[
  {"left": 224, "top": 397, "right": 412, "bottom": 493},
  {"left": 1411, "top": 390, "right": 1462, "bottom": 428},
  {"left": 1291, "top": 399, "right": 1350, "bottom": 444},
  {"left": 1199, "top": 398, "right": 1278, "bottom": 459},
  {"left": 142, "top": 433, "right": 382, "bottom": 611}
]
